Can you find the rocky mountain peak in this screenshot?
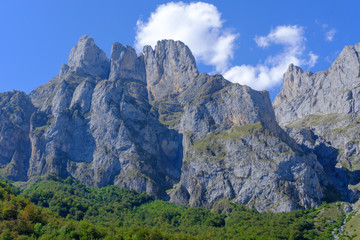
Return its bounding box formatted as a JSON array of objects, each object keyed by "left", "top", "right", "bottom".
[
  {"left": 274, "top": 42, "right": 360, "bottom": 126},
  {"left": 143, "top": 40, "right": 199, "bottom": 100},
  {"left": 60, "top": 35, "right": 110, "bottom": 79},
  {"left": 286, "top": 63, "right": 304, "bottom": 76},
  {"left": 274, "top": 42, "right": 360, "bottom": 202},
  {"left": 328, "top": 43, "right": 360, "bottom": 80},
  {"left": 109, "top": 42, "right": 145, "bottom": 82},
  {"left": 3, "top": 35, "right": 355, "bottom": 213},
  {"left": 272, "top": 64, "right": 307, "bottom": 108},
  {"left": 280, "top": 64, "right": 305, "bottom": 92}
]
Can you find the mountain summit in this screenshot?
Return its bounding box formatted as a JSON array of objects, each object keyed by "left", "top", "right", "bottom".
[
  {"left": 274, "top": 42, "right": 360, "bottom": 202},
  {"left": 274, "top": 43, "right": 360, "bottom": 125},
  {"left": 64, "top": 35, "right": 110, "bottom": 79},
  {"left": 0, "top": 36, "right": 359, "bottom": 212}
]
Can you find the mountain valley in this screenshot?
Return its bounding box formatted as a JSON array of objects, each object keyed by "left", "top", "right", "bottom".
[{"left": 0, "top": 36, "right": 360, "bottom": 216}]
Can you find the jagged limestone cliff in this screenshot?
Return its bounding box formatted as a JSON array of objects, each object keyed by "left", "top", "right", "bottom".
[
  {"left": 0, "top": 91, "right": 34, "bottom": 181},
  {"left": 273, "top": 43, "right": 360, "bottom": 202},
  {"left": 27, "top": 36, "right": 182, "bottom": 198},
  {"left": 0, "top": 35, "right": 338, "bottom": 212}
]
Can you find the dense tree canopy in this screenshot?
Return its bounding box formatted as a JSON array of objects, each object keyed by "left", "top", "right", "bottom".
[{"left": 0, "top": 177, "right": 347, "bottom": 239}]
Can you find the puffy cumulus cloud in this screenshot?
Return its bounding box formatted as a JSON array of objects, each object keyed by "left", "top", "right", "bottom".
[
  {"left": 224, "top": 54, "right": 300, "bottom": 90},
  {"left": 254, "top": 25, "right": 305, "bottom": 49},
  {"left": 136, "top": 5, "right": 317, "bottom": 91},
  {"left": 224, "top": 25, "right": 318, "bottom": 90},
  {"left": 135, "top": 1, "right": 238, "bottom": 72},
  {"left": 325, "top": 29, "right": 336, "bottom": 42}
]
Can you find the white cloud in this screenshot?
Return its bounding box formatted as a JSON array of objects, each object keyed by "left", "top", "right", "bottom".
[
  {"left": 135, "top": 1, "right": 237, "bottom": 72},
  {"left": 135, "top": 4, "right": 317, "bottom": 91},
  {"left": 307, "top": 52, "right": 319, "bottom": 68},
  {"left": 224, "top": 25, "right": 318, "bottom": 90},
  {"left": 325, "top": 29, "right": 336, "bottom": 42},
  {"left": 254, "top": 25, "right": 305, "bottom": 49},
  {"left": 319, "top": 22, "right": 336, "bottom": 42}
]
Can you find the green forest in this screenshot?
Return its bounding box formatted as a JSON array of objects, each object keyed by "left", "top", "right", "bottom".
[{"left": 0, "top": 176, "right": 350, "bottom": 239}]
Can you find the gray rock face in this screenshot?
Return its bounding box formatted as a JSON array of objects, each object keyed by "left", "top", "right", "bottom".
[
  {"left": 26, "top": 36, "right": 182, "bottom": 198},
  {"left": 147, "top": 70, "right": 328, "bottom": 211},
  {"left": 61, "top": 35, "right": 110, "bottom": 79},
  {"left": 157, "top": 74, "right": 328, "bottom": 212},
  {"left": 143, "top": 40, "right": 199, "bottom": 100},
  {"left": 273, "top": 43, "right": 360, "bottom": 126},
  {"left": 109, "top": 42, "right": 146, "bottom": 82},
  {"left": 0, "top": 91, "right": 34, "bottom": 181},
  {"left": 30, "top": 35, "right": 110, "bottom": 110},
  {"left": 274, "top": 43, "right": 360, "bottom": 202},
  {"left": 0, "top": 35, "right": 338, "bottom": 212},
  {"left": 176, "top": 126, "right": 326, "bottom": 212}
]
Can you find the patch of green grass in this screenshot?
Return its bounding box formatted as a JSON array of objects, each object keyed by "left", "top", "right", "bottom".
[
  {"left": 327, "top": 116, "right": 360, "bottom": 137},
  {"left": 192, "top": 122, "right": 264, "bottom": 152},
  {"left": 346, "top": 138, "right": 360, "bottom": 145},
  {"left": 339, "top": 158, "right": 360, "bottom": 171},
  {"left": 313, "top": 202, "right": 346, "bottom": 238},
  {"left": 31, "top": 115, "right": 55, "bottom": 137},
  {"left": 316, "top": 202, "right": 343, "bottom": 220},
  {"left": 343, "top": 211, "right": 360, "bottom": 239},
  {"left": 32, "top": 125, "right": 48, "bottom": 136},
  {"left": 150, "top": 98, "right": 183, "bottom": 127},
  {"left": 211, "top": 198, "right": 235, "bottom": 214},
  {"left": 159, "top": 111, "right": 183, "bottom": 127},
  {"left": 349, "top": 182, "right": 360, "bottom": 191},
  {"left": 152, "top": 99, "right": 178, "bottom": 105},
  {"left": 287, "top": 113, "right": 340, "bottom": 128},
  {"left": 188, "top": 122, "right": 265, "bottom": 163}
]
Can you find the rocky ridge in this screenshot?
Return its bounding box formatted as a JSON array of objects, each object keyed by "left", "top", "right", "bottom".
[
  {"left": 0, "top": 35, "right": 351, "bottom": 212},
  {"left": 273, "top": 43, "right": 360, "bottom": 202}
]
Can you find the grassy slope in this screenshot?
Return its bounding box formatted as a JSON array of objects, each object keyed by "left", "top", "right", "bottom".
[{"left": 342, "top": 200, "right": 360, "bottom": 239}]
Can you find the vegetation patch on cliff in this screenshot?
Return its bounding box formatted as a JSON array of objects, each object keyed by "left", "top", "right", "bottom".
[
  {"left": 287, "top": 113, "right": 341, "bottom": 129},
  {"left": 191, "top": 122, "right": 264, "bottom": 152}
]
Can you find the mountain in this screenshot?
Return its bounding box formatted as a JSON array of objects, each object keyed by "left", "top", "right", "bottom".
[
  {"left": 273, "top": 43, "right": 360, "bottom": 202},
  {"left": 0, "top": 35, "right": 357, "bottom": 212}
]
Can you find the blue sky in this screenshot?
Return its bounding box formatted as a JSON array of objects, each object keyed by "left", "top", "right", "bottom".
[{"left": 1, "top": 1, "right": 359, "bottom": 101}]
